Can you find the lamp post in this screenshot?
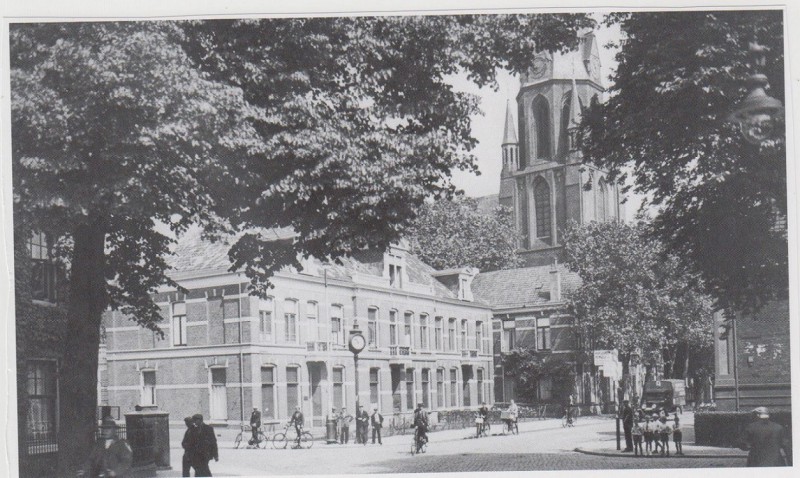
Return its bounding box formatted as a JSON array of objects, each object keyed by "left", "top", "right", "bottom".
[
  {"left": 348, "top": 321, "right": 366, "bottom": 422},
  {"left": 727, "top": 41, "right": 784, "bottom": 145}
]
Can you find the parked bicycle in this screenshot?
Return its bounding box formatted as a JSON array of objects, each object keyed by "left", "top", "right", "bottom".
[
  {"left": 272, "top": 423, "right": 313, "bottom": 449},
  {"left": 234, "top": 425, "right": 267, "bottom": 449}
]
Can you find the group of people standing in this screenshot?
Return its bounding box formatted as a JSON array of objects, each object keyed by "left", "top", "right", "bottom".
[
  {"left": 621, "top": 400, "right": 682, "bottom": 457},
  {"left": 181, "top": 414, "right": 219, "bottom": 477},
  {"left": 328, "top": 405, "right": 385, "bottom": 445}
]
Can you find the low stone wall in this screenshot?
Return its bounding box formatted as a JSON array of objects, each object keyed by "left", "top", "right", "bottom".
[{"left": 694, "top": 411, "right": 792, "bottom": 448}]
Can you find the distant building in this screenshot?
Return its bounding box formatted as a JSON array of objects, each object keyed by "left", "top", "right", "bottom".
[
  {"left": 473, "top": 263, "right": 621, "bottom": 411},
  {"left": 100, "top": 229, "right": 494, "bottom": 427},
  {"left": 16, "top": 232, "right": 67, "bottom": 478},
  {"left": 713, "top": 300, "right": 791, "bottom": 411},
  {"left": 471, "top": 32, "right": 625, "bottom": 411},
  {"left": 498, "top": 31, "right": 624, "bottom": 267}
]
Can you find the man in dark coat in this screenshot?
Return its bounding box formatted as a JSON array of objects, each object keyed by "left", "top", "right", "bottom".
[
  {"left": 249, "top": 407, "right": 262, "bottom": 446},
  {"left": 181, "top": 416, "right": 198, "bottom": 477},
  {"left": 289, "top": 406, "right": 304, "bottom": 447},
  {"left": 741, "top": 407, "right": 790, "bottom": 467},
  {"left": 80, "top": 418, "right": 133, "bottom": 478},
  {"left": 371, "top": 407, "right": 384, "bottom": 445},
  {"left": 621, "top": 400, "right": 634, "bottom": 452},
  {"left": 356, "top": 406, "right": 370, "bottom": 445},
  {"left": 190, "top": 414, "right": 218, "bottom": 477}
]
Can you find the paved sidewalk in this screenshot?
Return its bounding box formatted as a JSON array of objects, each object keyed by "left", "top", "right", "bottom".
[{"left": 574, "top": 437, "right": 748, "bottom": 459}]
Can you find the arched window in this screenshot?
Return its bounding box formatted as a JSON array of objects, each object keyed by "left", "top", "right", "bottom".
[
  {"left": 532, "top": 96, "right": 551, "bottom": 159},
  {"left": 596, "top": 179, "right": 607, "bottom": 222},
  {"left": 517, "top": 178, "right": 530, "bottom": 249},
  {"left": 534, "top": 177, "right": 552, "bottom": 243},
  {"left": 559, "top": 94, "right": 572, "bottom": 157}
]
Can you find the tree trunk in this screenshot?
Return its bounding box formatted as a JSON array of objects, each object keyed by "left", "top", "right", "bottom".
[
  {"left": 58, "top": 218, "right": 107, "bottom": 476},
  {"left": 682, "top": 344, "right": 690, "bottom": 380}
]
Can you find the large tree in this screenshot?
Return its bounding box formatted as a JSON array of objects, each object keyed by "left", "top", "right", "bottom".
[
  {"left": 561, "top": 219, "right": 714, "bottom": 399},
  {"left": 11, "top": 15, "right": 594, "bottom": 473},
  {"left": 406, "top": 197, "right": 520, "bottom": 272},
  {"left": 581, "top": 11, "right": 787, "bottom": 314}
]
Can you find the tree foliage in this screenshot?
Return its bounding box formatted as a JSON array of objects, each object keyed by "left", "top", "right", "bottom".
[
  {"left": 500, "top": 348, "right": 575, "bottom": 403},
  {"left": 561, "top": 219, "right": 714, "bottom": 373},
  {"left": 406, "top": 197, "right": 520, "bottom": 271},
  {"left": 11, "top": 15, "right": 595, "bottom": 473},
  {"left": 581, "top": 11, "right": 787, "bottom": 314}
]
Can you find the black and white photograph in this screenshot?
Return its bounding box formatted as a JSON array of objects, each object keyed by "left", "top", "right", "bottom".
[{"left": 2, "top": 1, "right": 797, "bottom": 477}]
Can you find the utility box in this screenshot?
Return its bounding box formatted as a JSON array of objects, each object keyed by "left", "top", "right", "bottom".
[{"left": 125, "top": 408, "right": 171, "bottom": 470}]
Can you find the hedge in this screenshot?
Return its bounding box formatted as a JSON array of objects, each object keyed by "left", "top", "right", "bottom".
[{"left": 694, "top": 411, "right": 792, "bottom": 448}]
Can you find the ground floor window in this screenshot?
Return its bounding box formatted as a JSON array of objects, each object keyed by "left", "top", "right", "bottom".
[
  {"left": 210, "top": 367, "right": 227, "bottom": 420},
  {"left": 449, "top": 369, "right": 458, "bottom": 407},
  {"left": 333, "top": 367, "right": 345, "bottom": 410},
  {"left": 436, "top": 369, "right": 445, "bottom": 408},
  {"left": 26, "top": 360, "right": 57, "bottom": 444},
  {"left": 262, "top": 366, "right": 275, "bottom": 419},
  {"left": 141, "top": 370, "right": 156, "bottom": 406},
  {"left": 476, "top": 368, "right": 484, "bottom": 404},
  {"left": 369, "top": 368, "right": 380, "bottom": 408},
  {"left": 405, "top": 368, "right": 415, "bottom": 410},
  {"left": 286, "top": 366, "right": 300, "bottom": 416},
  {"left": 391, "top": 367, "right": 402, "bottom": 412}
]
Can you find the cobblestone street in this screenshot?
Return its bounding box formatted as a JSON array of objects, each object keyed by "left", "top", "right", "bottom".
[{"left": 159, "top": 415, "right": 746, "bottom": 476}]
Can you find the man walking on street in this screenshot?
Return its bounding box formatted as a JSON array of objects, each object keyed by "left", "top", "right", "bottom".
[
  {"left": 338, "top": 407, "right": 352, "bottom": 444},
  {"left": 181, "top": 416, "right": 197, "bottom": 477},
  {"left": 357, "top": 405, "right": 370, "bottom": 445},
  {"left": 249, "top": 407, "right": 262, "bottom": 446},
  {"left": 190, "top": 414, "right": 218, "bottom": 477},
  {"left": 621, "top": 400, "right": 634, "bottom": 452},
  {"left": 371, "top": 407, "right": 384, "bottom": 445},
  {"left": 79, "top": 417, "right": 133, "bottom": 478},
  {"left": 741, "top": 407, "right": 791, "bottom": 466}
]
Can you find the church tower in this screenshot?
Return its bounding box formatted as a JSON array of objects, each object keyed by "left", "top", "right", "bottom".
[{"left": 500, "top": 32, "right": 624, "bottom": 266}]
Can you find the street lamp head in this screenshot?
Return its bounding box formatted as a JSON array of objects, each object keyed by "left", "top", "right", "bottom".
[{"left": 727, "top": 42, "right": 784, "bottom": 145}]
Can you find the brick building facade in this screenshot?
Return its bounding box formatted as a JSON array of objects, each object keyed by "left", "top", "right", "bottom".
[
  {"left": 713, "top": 299, "right": 792, "bottom": 411},
  {"left": 100, "top": 229, "right": 494, "bottom": 428}
]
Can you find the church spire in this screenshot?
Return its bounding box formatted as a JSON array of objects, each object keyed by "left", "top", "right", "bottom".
[
  {"left": 502, "top": 100, "right": 518, "bottom": 145},
  {"left": 501, "top": 99, "right": 519, "bottom": 174}
]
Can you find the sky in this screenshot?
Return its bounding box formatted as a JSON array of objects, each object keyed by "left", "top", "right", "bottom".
[{"left": 447, "top": 19, "right": 643, "bottom": 221}]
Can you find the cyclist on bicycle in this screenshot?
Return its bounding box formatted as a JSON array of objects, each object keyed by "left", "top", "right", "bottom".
[
  {"left": 506, "top": 400, "right": 519, "bottom": 432},
  {"left": 249, "top": 407, "right": 262, "bottom": 446},
  {"left": 478, "top": 402, "right": 490, "bottom": 436},
  {"left": 564, "top": 394, "right": 575, "bottom": 425},
  {"left": 289, "top": 406, "right": 304, "bottom": 447},
  {"left": 413, "top": 402, "right": 429, "bottom": 450}
]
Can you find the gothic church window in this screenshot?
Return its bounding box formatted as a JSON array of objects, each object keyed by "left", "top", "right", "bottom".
[
  {"left": 559, "top": 94, "right": 572, "bottom": 157},
  {"left": 596, "top": 179, "right": 607, "bottom": 222},
  {"left": 532, "top": 96, "right": 551, "bottom": 159},
  {"left": 534, "top": 177, "right": 552, "bottom": 243}
]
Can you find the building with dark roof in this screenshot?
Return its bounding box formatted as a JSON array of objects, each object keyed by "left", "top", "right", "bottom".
[
  {"left": 472, "top": 262, "right": 622, "bottom": 412},
  {"left": 100, "top": 228, "right": 494, "bottom": 429}
]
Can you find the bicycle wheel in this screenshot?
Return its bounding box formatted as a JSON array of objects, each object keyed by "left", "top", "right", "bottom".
[
  {"left": 234, "top": 432, "right": 243, "bottom": 449},
  {"left": 301, "top": 432, "right": 313, "bottom": 449},
  {"left": 410, "top": 440, "right": 417, "bottom": 455},
  {"left": 257, "top": 432, "right": 268, "bottom": 449},
  {"left": 272, "top": 432, "right": 288, "bottom": 449},
  {"left": 561, "top": 415, "right": 568, "bottom": 428}
]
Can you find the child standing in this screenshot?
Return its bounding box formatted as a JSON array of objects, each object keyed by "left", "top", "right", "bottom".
[
  {"left": 632, "top": 419, "right": 644, "bottom": 456},
  {"left": 673, "top": 414, "right": 683, "bottom": 455},
  {"left": 643, "top": 416, "right": 654, "bottom": 456},
  {"left": 658, "top": 416, "right": 672, "bottom": 457}
]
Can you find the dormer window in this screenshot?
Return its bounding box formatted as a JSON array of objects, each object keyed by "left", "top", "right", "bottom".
[
  {"left": 458, "top": 278, "right": 468, "bottom": 300},
  {"left": 389, "top": 263, "right": 403, "bottom": 288},
  {"left": 385, "top": 251, "right": 407, "bottom": 289}
]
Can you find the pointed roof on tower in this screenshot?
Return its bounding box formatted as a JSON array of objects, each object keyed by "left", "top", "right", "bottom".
[{"left": 502, "top": 100, "right": 517, "bottom": 145}]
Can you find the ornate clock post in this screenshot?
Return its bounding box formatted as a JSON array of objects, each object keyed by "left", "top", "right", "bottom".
[{"left": 348, "top": 321, "right": 367, "bottom": 415}]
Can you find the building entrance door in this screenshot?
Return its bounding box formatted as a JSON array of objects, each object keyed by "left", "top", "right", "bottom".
[{"left": 462, "top": 365, "right": 473, "bottom": 407}]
